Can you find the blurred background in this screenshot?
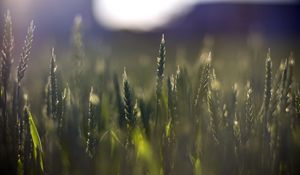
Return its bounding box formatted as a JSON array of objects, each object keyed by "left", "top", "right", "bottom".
[
  {"left": 1, "top": 1, "right": 300, "bottom": 174},
  {"left": 0, "top": 0, "right": 300, "bottom": 93}
]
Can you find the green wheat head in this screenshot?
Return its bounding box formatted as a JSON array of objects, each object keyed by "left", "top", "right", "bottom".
[
  {"left": 123, "top": 68, "right": 135, "bottom": 129},
  {"left": 86, "top": 87, "right": 99, "bottom": 158},
  {"left": 156, "top": 34, "right": 166, "bottom": 104},
  {"left": 49, "top": 48, "right": 59, "bottom": 119},
  {"left": 1, "top": 10, "right": 14, "bottom": 88},
  {"left": 195, "top": 52, "right": 211, "bottom": 108},
  {"left": 114, "top": 73, "right": 126, "bottom": 129},
  {"left": 17, "top": 21, "right": 35, "bottom": 83}
]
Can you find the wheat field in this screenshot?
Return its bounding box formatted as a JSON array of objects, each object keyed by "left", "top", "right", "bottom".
[{"left": 0, "top": 10, "right": 300, "bottom": 175}]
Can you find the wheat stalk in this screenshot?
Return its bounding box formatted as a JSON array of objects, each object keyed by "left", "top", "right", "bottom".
[
  {"left": 156, "top": 34, "right": 166, "bottom": 102},
  {"left": 167, "top": 75, "right": 177, "bottom": 122},
  {"left": 155, "top": 34, "right": 166, "bottom": 127},
  {"left": 86, "top": 87, "right": 99, "bottom": 158},
  {"left": 11, "top": 21, "right": 35, "bottom": 169},
  {"left": 17, "top": 21, "right": 35, "bottom": 83},
  {"left": 241, "top": 82, "right": 254, "bottom": 144},
  {"left": 139, "top": 98, "right": 150, "bottom": 137},
  {"left": 123, "top": 68, "right": 135, "bottom": 129},
  {"left": 207, "top": 70, "right": 221, "bottom": 144},
  {"left": 49, "top": 48, "right": 58, "bottom": 119},
  {"left": 261, "top": 49, "right": 272, "bottom": 143},
  {"left": 1, "top": 10, "right": 14, "bottom": 89},
  {"left": 1, "top": 10, "right": 14, "bottom": 141},
  {"left": 195, "top": 52, "right": 211, "bottom": 107},
  {"left": 113, "top": 73, "right": 126, "bottom": 129},
  {"left": 279, "top": 57, "right": 289, "bottom": 112}
]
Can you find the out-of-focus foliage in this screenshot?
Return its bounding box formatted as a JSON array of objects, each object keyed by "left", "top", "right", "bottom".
[{"left": 1, "top": 12, "right": 300, "bottom": 175}]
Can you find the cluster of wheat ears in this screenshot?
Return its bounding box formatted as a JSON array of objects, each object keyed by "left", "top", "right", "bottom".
[{"left": 0, "top": 11, "right": 300, "bottom": 175}]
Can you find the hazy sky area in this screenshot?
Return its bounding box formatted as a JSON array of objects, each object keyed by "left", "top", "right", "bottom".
[{"left": 1, "top": 0, "right": 299, "bottom": 32}]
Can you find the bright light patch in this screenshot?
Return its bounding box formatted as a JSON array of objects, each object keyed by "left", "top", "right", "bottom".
[
  {"left": 92, "top": 0, "right": 297, "bottom": 31},
  {"left": 92, "top": 0, "right": 192, "bottom": 31}
]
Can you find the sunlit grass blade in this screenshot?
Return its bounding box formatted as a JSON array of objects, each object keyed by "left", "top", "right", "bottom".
[{"left": 25, "top": 107, "right": 44, "bottom": 172}]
